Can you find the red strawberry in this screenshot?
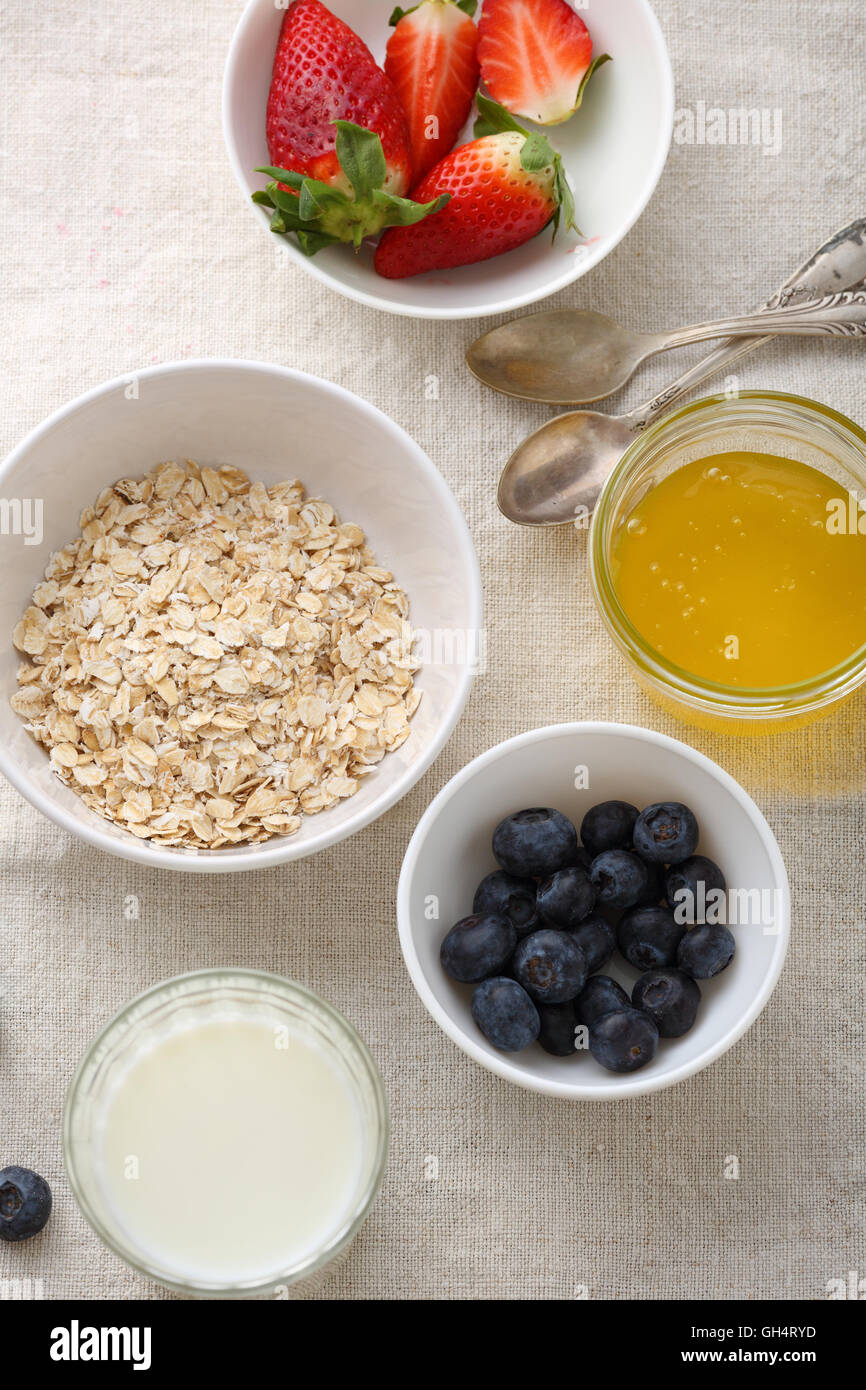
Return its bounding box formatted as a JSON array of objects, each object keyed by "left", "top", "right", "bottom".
[
  {"left": 258, "top": 0, "right": 446, "bottom": 252},
  {"left": 374, "top": 97, "right": 576, "bottom": 278},
  {"left": 477, "top": 0, "right": 610, "bottom": 126},
  {"left": 385, "top": 0, "right": 481, "bottom": 183}
]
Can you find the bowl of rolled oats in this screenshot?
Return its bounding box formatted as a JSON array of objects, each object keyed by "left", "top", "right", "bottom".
[{"left": 0, "top": 361, "right": 481, "bottom": 870}]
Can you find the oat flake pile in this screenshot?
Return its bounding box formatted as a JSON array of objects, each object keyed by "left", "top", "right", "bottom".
[{"left": 10, "top": 461, "right": 420, "bottom": 848}]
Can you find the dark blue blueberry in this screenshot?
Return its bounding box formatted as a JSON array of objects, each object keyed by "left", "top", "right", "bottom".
[
  {"left": 580, "top": 800, "right": 639, "bottom": 858},
  {"left": 665, "top": 856, "right": 727, "bottom": 923},
  {"left": 471, "top": 977, "right": 540, "bottom": 1052},
  {"left": 588, "top": 1008, "right": 659, "bottom": 1073},
  {"left": 617, "top": 905, "right": 685, "bottom": 970},
  {"left": 677, "top": 924, "right": 736, "bottom": 979},
  {"left": 473, "top": 870, "right": 539, "bottom": 937},
  {"left": 632, "top": 968, "right": 701, "bottom": 1037},
  {"left": 536, "top": 866, "right": 597, "bottom": 929},
  {"left": 633, "top": 801, "right": 699, "bottom": 865},
  {"left": 573, "top": 846, "right": 593, "bottom": 873},
  {"left": 492, "top": 807, "right": 578, "bottom": 879},
  {"left": 440, "top": 913, "right": 517, "bottom": 983},
  {"left": 0, "top": 1167, "right": 52, "bottom": 1243},
  {"left": 566, "top": 914, "right": 615, "bottom": 974},
  {"left": 537, "top": 1001, "right": 579, "bottom": 1057},
  {"left": 575, "top": 974, "right": 631, "bottom": 1027},
  {"left": 512, "top": 929, "right": 587, "bottom": 1004},
  {"left": 590, "top": 849, "right": 653, "bottom": 911},
  {"left": 636, "top": 857, "right": 666, "bottom": 907}
]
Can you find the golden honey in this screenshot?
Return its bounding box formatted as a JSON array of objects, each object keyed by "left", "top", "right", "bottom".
[{"left": 610, "top": 451, "right": 866, "bottom": 689}]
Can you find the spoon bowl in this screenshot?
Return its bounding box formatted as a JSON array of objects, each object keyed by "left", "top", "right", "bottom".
[
  {"left": 469, "top": 310, "right": 659, "bottom": 405},
  {"left": 498, "top": 410, "right": 634, "bottom": 526}
]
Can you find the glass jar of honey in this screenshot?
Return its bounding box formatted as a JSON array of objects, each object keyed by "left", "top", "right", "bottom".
[{"left": 589, "top": 392, "right": 866, "bottom": 733}]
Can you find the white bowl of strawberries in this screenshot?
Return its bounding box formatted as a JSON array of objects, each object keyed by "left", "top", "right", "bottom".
[{"left": 224, "top": 0, "right": 674, "bottom": 319}]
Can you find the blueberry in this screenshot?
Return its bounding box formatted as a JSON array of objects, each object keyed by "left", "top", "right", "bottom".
[
  {"left": 573, "top": 846, "right": 593, "bottom": 873},
  {"left": 566, "top": 914, "right": 615, "bottom": 974},
  {"left": 580, "top": 800, "right": 639, "bottom": 858},
  {"left": 574, "top": 974, "right": 630, "bottom": 1026},
  {"left": 536, "top": 866, "right": 596, "bottom": 929},
  {"left": 537, "top": 1001, "right": 579, "bottom": 1057},
  {"left": 590, "top": 849, "right": 653, "bottom": 911},
  {"left": 636, "top": 857, "right": 666, "bottom": 907},
  {"left": 677, "top": 924, "right": 736, "bottom": 979},
  {"left": 0, "top": 1167, "right": 52, "bottom": 1243},
  {"left": 665, "top": 856, "right": 727, "bottom": 923},
  {"left": 471, "top": 977, "right": 540, "bottom": 1052},
  {"left": 440, "top": 913, "right": 517, "bottom": 983},
  {"left": 473, "top": 870, "right": 539, "bottom": 937},
  {"left": 617, "top": 905, "right": 685, "bottom": 970},
  {"left": 632, "top": 968, "right": 701, "bottom": 1037},
  {"left": 492, "top": 808, "right": 578, "bottom": 879},
  {"left": 588, "top": 1008, "right": 659, "bottom": 1073},
  {"left": 633, "top": 801, "right": 699, "bottom": 864},
  {"left": 512, "top": 929, "right": 587, "bottom": 1004}
]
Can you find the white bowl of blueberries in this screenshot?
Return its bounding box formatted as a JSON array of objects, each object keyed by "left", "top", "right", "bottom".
[{"left": 397, "top": 722, "right": 790, "bottom": 1099}]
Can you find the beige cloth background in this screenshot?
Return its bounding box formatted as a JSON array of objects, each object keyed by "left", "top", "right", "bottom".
[{"left": 1, "top": 0, "right": 864, "bottom": 1300}]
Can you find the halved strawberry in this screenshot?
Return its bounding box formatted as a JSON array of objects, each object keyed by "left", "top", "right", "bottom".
[
  {"left": 385, "top": 0, "right": 481, "bottom": 183},
  {"left": 257, "top": 0, "right": 447, "bottom": 253},
  {"left": 477, "top": 0, "right": 610, "bottom": 126},
  {"left": 374, "top": 97, "right": 576, "bottom": 279}
]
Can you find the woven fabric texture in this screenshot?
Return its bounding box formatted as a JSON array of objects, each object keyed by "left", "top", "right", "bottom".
[{"left": 0, "top": 0, "right": 863, "bottom": 1300}]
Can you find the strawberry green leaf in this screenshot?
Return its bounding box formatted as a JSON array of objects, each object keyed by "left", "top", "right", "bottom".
[
  {"left": 474, "top": 94, "right": 528, "bottom": 139},
  {"left": 573, "top": 54, "right": 612, "bottom": 113},
  {"left": 518, "top": 132, "right": 557, "bottom": 172},
  {"left": 269, "top": 209, "right": 286, "bottom": 234},
  {"left": 251, "top": 190, "right": 275, "bottom": 209},
  {"left": 255, "top": 165, "right": 304, "bottom": 190},
  {"left": 297, "top": 178, "right": 347, "bottom": 221},
  {"left": 372, "top": 189, "right": 451, "bottom": 225},
  {"left": 265, "top": 183, "right": 302, "bottom": 213},
  {"left": 457, "top": 0, "right": 478, "bottom": 15},
  {"left": 552, "top": 155, "right": 578, "bottom": 238},
  {"left": 296, "top": 229, "right": 342, "bottom": 257},
  {"left": 263, "top": 192, "right": 306, "bottom": 232},
  {"left": 294, "top": 176, "right": 343, "bottom": 202},
  {"left": 297, "top": 183, "right": 324, "bottom": 221},
  {"left": 334, "top": 121, "right": 387, "bottom": 202}
]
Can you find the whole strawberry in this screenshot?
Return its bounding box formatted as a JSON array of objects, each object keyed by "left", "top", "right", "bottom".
[
  {"left": 257, "top": 0, "right": 447, "bottom": 253},
  {"left": 374, "top": 97, "right": 577, "bottom": 278},
  {"left": 386, "top": 0, "right": 480, "bottom": 183}
]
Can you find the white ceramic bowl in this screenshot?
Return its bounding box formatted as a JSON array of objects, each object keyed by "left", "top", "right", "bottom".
[
  {"left": 223, "top": 0, "right": 674, "bottom": 319},
  {"left": 0, "top": 361, "right": 482, "bottom": 872},
  {"left": 398, "top": 723, "right": 790, "bottom": 1099}
]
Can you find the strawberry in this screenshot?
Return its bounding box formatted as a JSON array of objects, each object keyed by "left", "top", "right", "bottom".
[
  {"left": 385, "top": 0, "right": 481, "bottom": 183},
  {"left": 477, "top": 0, "right": 610, "bottom": 126},
  {"left": 257, "top": 0, "right": 447, "bottom": 253},
  {"left": 374, "top": 97, "right": 576, "bottom": 278}
]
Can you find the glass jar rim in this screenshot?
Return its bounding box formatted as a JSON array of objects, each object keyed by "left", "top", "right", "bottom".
[
  {"left": 589, "top": 390, "right": 866, "bottom": 712},
  {"left": 63, "top": 967, "right": 389, "bottom": 1298}
]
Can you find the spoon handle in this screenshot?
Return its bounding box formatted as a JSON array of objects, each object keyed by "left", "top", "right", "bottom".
[
  {"left": 627, "top": 218, "right": 866, "bottom": 432},
  {"left": 626, "top": 335, "right": 775, "bottom": 430},
  {"left": 658, "top": 290, "right": 866, "bottom": 351}
]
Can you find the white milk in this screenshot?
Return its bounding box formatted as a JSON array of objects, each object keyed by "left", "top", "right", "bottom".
[{"left": 96, "top": 1016, "right": 365, "bottom": 1285}]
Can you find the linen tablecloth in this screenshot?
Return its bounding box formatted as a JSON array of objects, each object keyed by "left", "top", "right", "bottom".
[{"left": 0, "top": 0, "right": 863, "bottom": 1299}]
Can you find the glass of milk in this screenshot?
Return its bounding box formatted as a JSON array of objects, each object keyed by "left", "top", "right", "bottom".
[{"left": 63, "top": 970, "right": 388, "bottom": 1297}]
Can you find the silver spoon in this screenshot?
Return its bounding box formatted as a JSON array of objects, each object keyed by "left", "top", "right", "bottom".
[
  {"left": 497, "top": 218, "right": 866, "bottom": 527},
  {"left": 470, "top": 293, "right": 866, "bottom": 405}
]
